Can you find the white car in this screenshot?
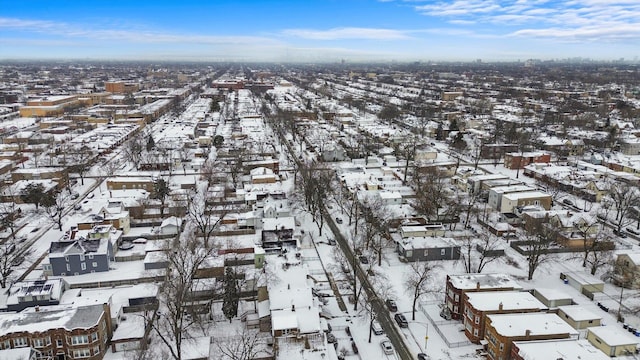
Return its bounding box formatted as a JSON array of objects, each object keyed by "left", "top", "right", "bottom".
[
  {"left": 380, "top": 339, "right": 394, "bottom": 355},
  {"left": 371, "top": 320, "right": 383, "bottom": 335}
]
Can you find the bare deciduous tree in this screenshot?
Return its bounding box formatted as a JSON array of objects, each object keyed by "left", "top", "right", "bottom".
[
  {"left": 411, "top": 167, "right": 448, "bottom": 221},
  {"left": 404, "top": 261, "right": 439, "bottom": 321},
  {"left": 150, "top": 231, "right": 217, "bottom": 360},
  {"left": 211, "top": 328, "right": 270, "bottom": 360},
  {"left": 522, "top": 217, "right": 557, "bottom": 280},
  {"left": 460, "top": 232, "right": 503, "bottom": 274}
]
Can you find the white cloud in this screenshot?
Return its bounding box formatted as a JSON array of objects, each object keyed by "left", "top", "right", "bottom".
[
  {"left": 0, "top": 17, "right": 282, "bottom": 46},
  {"left": 282, "top": 27, "right": 409, "bottom": 40},
  {"left": 412, "top": 0, "right": 640, "bottom": 41}
]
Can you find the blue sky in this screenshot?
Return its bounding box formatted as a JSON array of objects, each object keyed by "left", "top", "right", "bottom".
[{"left": 1, "top": 0, "right": 639, "bottom": 62}]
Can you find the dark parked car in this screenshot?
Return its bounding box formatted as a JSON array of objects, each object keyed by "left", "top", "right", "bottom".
[
  {"left": 351, "top": 340, "right": 358, "bottom": 354},
  {"left": 335, "top": 217, "right": 343, "bottom": 224},
  {"left": 386, "top": 299, "right": 398, "bottom": 312},
  {"left": 394, "top": 313, "right": 408, "bottom": 328},
  {"left": 418, "top": 353, "right": 430, "bottom": 360},
  {"left": 326, "top": 332, "right": 336, "bottom": 344},
  {"left": 359, "top": 255, "right": 369, "bottom": 264}
]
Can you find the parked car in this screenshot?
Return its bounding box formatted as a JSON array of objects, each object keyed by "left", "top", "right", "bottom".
[
  {"left": 418, "top": 353, "right": 430, "bottom": 360},
  {"left": 118, "top": 242, "right": 134, "bottom": 250},
  {"left": 626, "top": 227, "right": 640, "bottom": 235},
  {"left": 11, "top": 255, "right": 25, "bottom": 267},
  {"left": 380, "top": 339, "right": 394, "bottom": 355},
  {"left": 71, "top": 193, "right": 80, "bottom": 199},
  {"left": 359, "top": 255, "right": 369, "bottom": 264},
  {"left": 394, "top": 313, "right": 408, "bottom": 328},
  {"left": 326, "top": 332, "right": 336, "bottom": 344},
  {"left": 335, "top": 217, "right": 343, "bottom": 224},
  {"left": 613, "top": 229, "right": 628, "bottom": 238},
  {"left": 351, "top": 340, "right": 358, "bottom": 354},
  {"left": 327, "top": 238, "right": 336, "bottom": 245},
  {"left": 386, "top": 299, "right": 398, "bottom": 312},
  {"left": 371, "top": 320, "right": 383, "bottom": 335},
  {"left": 562, "top": 199, "right": 574, "bottom": 206}
]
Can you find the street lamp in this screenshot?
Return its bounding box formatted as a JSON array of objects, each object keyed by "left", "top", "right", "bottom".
[{"left": 412, "top": 321, "right": 429, "bottom": 353}]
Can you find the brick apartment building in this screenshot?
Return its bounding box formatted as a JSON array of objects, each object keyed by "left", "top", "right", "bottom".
[
  {"left": 0, "top": 303, "right": 112, "bottom": 360},
  {"left": 445, "top": 274, "right": 522, "bottom": 320},
  {"left": 503, "top": 152, "right": 551, "bottom": 170}
]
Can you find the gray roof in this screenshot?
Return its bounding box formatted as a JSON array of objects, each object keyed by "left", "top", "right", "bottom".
[{"left": 0, "top": 304, "right": 105, "bottom": 334}]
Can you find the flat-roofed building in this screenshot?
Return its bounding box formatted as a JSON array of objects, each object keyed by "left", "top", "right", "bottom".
[
  {"left": 445, "top": 273, "right": 522, "bottom": 320},
  {"left": 464, "top": 291, "right": 547, "bottom": 343},
  {"left": 511, "top": 339, "right": 608, "bottom": 360},
  {"left": 0, "top": 303, "right": 112, "bottom": 360},
  {"left": 484, "top": 313, "right": 579, "bottom": 360}
]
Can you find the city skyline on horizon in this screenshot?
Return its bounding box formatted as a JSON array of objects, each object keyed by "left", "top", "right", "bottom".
[{"left": 2, "top": 0, "right": 640, "bottom": 63}]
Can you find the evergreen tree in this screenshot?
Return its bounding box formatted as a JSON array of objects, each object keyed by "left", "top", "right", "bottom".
[
  {"left": 449, "top": 118, "right": 459, "bottom": 132},
  {"left": 146, "top": 135, "right": 155, "bottom": 151},
  {"left": 435, "top": 122, "right": 444, "bottom": 140},
  {"left": 222, "top": 267, "right": 239, "bottom": 323},
  {"left": 153, "top": 178, "right": 171, "bottom": 217}
]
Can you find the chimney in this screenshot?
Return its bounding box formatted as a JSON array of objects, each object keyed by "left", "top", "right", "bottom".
[
  {"left": 498, "top": 302, "right": 503, "bottom": 311},
  {"left": 291, "top": 304, "right": 295, "bottom": 312},
  {"left": 525, "top": 329, "right": 531, "bottom": 338}
]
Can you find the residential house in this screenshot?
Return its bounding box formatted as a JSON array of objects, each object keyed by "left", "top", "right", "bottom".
[
  {"left": 613, "top": 253, "right": 640, "bottom": 289},
  {"left": 44, "top": 225, "right": 119, "bottom": 276},
  {"left": 4, "top": 279, "right": 67, "bottom": 312},
  {"left": 586, "top": 326, "right": 639, "bottom": 357},
  {"left": 500, "top": 191, "right": 552, "bottom": 214},
  {"left": 0, "top": 303, "right": 112, "bottom": 360},
  {"left": 483, "top": 313, "right": 579, "bottom": 360},
  {"left": 445, "top": 273, "right": 522, "bottom": 320},
  {"left": 463, "top": 291, "right": 547, "bottom": 343},
  {"left": 396, "top": 236, "right": 460, "bottom": 262},
  {"left": 487, "top": 185, "right": 536, "bottom": 211}
]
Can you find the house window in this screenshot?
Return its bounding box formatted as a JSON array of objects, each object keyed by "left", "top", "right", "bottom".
[
  {"left": 93, "top": 345, "right": 100, "bottom": 355},
  {"left": 73, "top": 348, "right": 91, "bottom": 358},
  {"left": 475, "top": 315, "right": 480, "bottom": 324},
  {"left": 81, "top": 263, "right": 86, "bottom": 270},
  {"left": 473, "top": 328, "right": 479, "bottom": 337},
  {"left": 66, "top": 264, "right": 70, "bottom": 272},
  {"left": 406, "top": 250, "right": 413, "bottom": 258},
  {"left": 64, "top": 256, "right": 69, "bottom": 262},
  {"left": 33, "top": 338, "right": 44, "bottom": 348},
  {"left": 2, "top": 340, "right": 9, "bottom": 350},
  {"left": 91, "top": 332, "right": 98, "bottom": 342},
  {"left": 441, "top": 249, "right": 446, "bottom": 256},
  {"left": 499, "top": 343, "right": 504, "bottom": 351},
  {"left": 70, "top": 335, "right": 89, "bottom": 345},
  {"left": 88, "top": 254, "right": 94, "bottom": 259},
  {"left": 80, "top": 254, "right": 85, "bottom": 262},
  {"left": 14, "top": 338, "right": 27, "bottom": 348},
  {"left": 92, "top": 262, "right": 98, "bottom": 267},
  {"left": 56, "top": 339, "right": 63, "bottom": 347}
]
